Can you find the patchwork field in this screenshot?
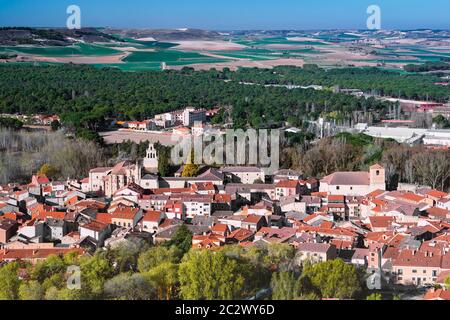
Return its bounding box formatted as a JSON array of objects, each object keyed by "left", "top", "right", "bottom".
[{"left": 1, "top": 30, "right": 449, "bottom": 71}]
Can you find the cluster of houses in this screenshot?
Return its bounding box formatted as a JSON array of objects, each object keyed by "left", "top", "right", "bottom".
[
  {"left": 120, "top": 107, "right": 220, "bottom": 132},
  {"left": 0, "top": 113, "right": 60, "bottom": 126},
  {"left": 1, "top": 143, "right": 450, "bottom": 299}
]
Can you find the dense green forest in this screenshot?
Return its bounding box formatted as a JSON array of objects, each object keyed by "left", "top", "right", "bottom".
[
  {"left": 0, "top": 116, "right": 23, "bottom": 129},
  {"left": 226, "top": 65, "right": 450, "bottom": 102},
  {"left": 0, "top": 64, "right": 405, "bottom": 131},
  {"left": 403, "top": 61, "right": 450, "bottom": 73}
]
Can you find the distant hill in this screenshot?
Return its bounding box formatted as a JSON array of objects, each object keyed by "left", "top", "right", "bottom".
[
  {"left": 0, "top": 27, "right": 116, "bottom": 46},
  {"left": 104, "top": 28, "right": 223, "bottom": 41}
]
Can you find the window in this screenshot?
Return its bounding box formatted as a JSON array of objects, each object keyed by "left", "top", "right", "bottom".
[
  {"left": 336, "top": 186, "right": 340, "bottom": 190},
  {"left": 433, "top": 270, "right": 438, "bottom": 277},
  {"left": 376, "top": 170, "right": 380, "bottom": 176},
  {"left": 398, "top": 269, "right": 403, "bottom": 275},
  {"left": 412, "top": 270, "right": 417, "bottom": 273}
]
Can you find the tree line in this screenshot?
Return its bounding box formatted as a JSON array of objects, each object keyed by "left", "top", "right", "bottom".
[
  {"left": 0, "top": 64, "right": 398, "bottom": 134},
  {"left": 225, "top": 65, "right": 450, "bottom": 102}
]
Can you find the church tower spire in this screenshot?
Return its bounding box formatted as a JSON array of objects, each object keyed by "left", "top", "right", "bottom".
[{"left": 143, "top": 143, "right": 159, "bottom": 173}]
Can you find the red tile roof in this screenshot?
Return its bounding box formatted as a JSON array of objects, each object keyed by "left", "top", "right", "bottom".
[
  {"left": 32, "top": 211, "right": 66, "bottom": 221},
  {"left": 426, "top": 190, "right": 448, "bottom": 199},
  {"left": 228, "top": 228, "right": 254, "bottom": 242},
  {"left": 424, "top": 288, "right": 450, "bottom": 300},
  {"left": 328, "top": 195, "right": 345, "bottom": 202},
  {"left": 243, "top": 215, "right": 264, "bottom": 224},
  {"left": 95, "top": 213, "right": 112, "bottom": 224},
  {"left": 369, "top": 216, "right": 395, "bottom": 229},
  {"left": 111, "top": 207, "right": 139, "bottom": 220},
  {"left": 0, "top": 248, "right": 85, "bottom": 262},
  {"left": 143, "top": 211, "right": 162, "bottom": 223},
  {"left": 427, "top": 207, "right": 450, "bottom": 219},
  {"left": 214, "top": 194, "right": 231, "bottom": 203},
  {"left": 366, "top": 189, "right": 386, "bottom": 198},
  {"left": 393, "top": 249, "right": 442, "bottom": 268},
  {"left": 32, "top": 174, "right": 50, "bottom": 185},
  {"left": 81, "top": 220, "right": 108, "bottom": 232},
  {"left": 401, "top": 192, "right": 426, "bottom": 203},
  {"left": 211, "top": 224, "right": 229, "bottom": 233},
  {"left": 276, "top": 180, "right": 299, "bottom": 188}
]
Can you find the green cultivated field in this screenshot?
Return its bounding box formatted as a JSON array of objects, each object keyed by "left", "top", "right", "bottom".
[
  {"left": 0, "top": 43, "right": 121, "bottom": 56},
  {"left": 123, "top": 50, "right": 229, "bottom": 65},
  {"left": 2, "top": 35, "right": 448, "bottom": 71}
]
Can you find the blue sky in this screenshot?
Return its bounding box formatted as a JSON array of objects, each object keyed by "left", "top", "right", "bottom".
[{"left": 0, "top": 0, "right": 449, "bottom": 30}]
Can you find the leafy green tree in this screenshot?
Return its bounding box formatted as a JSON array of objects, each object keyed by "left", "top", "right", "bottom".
[
  {"left": 154, "top": 142, "right": 171, "bottom": 176},
  {"left": 181, "top": 149, "right": 199, "bottom": 177},
  {"left": 103, "top": 273, "right": 154, "bottom": 300},
  {"left": 445, "top": 275, "right": 450, "bottom": 290},
  {"left": 137, "top": 246, "right": 182, "bottom": 273},
  {"left": 433, "top": 115, "right": 449, "bottom": 128},
  {"left": 45, "top": 286, "right": 84, "bottom": 300},
  {"left": 164, "top": 224, "right": 192, "bottom": 254},
  {"left": 37, "top": 163, "right": 59, "bottom": 179},
  {"left": 50, "top": 120, "right": 61, "bottom": 131},
  {"left": 31, "top": 254, "right": 67, "bottom": 283},
  {"left": 75, "top": 128, "right": 104, "bottom": 145},
  {"left": 19, "top": 280, "right": 44, "bottom": 300},
  {"left": 178, "top": 250, "right": 245, "bottom": 300},
  {"left": 366, "top": 293, "right": 383, "bottom": 300},
  {"left": 264, "top": 243, "right": 296, "bottom": 270},
  {"left": 0, "top": 117, "right": 23, "bottom": 130},
  {"left": 0, "top": 262, "right": 20, "bottom": 300},
  {"left": 221, "top": 245, "right": 272, "bottom": 298},
  {"left": 106, "top": 238, "right": 149, "bottom": 273},
  {"left": 79, "top": 254, "right": 114, "bottom": 298},
  {"left": 41, "top": 273, "right": 66, "bottom": 292},
  {"left": 271, "top": 272, "right": 299, "bottom": 300},
  {"left": 300, "top": 259, "right": 362, "bottom": 299},
  {"left": 146, "top": 262, "right": 179, "bottom": 300}
]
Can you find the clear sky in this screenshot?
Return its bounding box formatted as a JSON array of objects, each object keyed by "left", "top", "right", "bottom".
[{"left": 0, "top": 0, "right": 449, "bottom": 30}]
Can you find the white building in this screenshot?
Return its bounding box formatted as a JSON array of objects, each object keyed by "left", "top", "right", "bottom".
[
  {"left": 320, "top": 164, "right": 386, "bottom": 196},
  {"left": 183, "top": 108, "right": 206, "bottom": 127},
  {"left": 221, "top": 166, "right": 265, "bottom": 184},
  {"left": 423, "top": 130, "right": 450, "bottom": 147}
]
